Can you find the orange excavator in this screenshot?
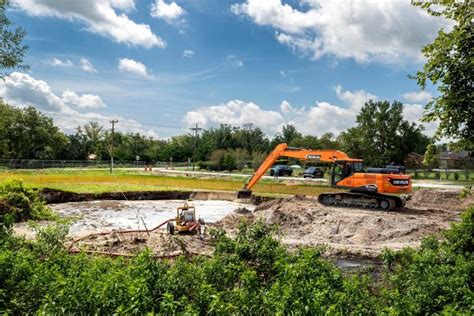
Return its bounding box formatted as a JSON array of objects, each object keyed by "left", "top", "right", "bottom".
[{"left": 237, "top": 143, "right": 412, "bottom": 211}]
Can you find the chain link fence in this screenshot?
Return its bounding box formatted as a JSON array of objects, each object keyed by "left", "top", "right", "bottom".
[{"left": 0, "top": 159, "right": 148, "bottom": 170}]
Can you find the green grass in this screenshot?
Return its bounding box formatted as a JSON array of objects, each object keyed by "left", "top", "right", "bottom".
[
  {"left": 0, "top": 169, "right": 336, "bottom": 196},
  {"left": 408, "top": 170, "right": 473, "bottom": 182}
]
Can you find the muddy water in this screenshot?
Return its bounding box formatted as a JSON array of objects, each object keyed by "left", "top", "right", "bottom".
[{"left": 49, "top": 200, "right": 255, "bottom": 236}]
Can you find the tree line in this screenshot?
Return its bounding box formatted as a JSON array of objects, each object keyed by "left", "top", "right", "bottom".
[{"left": 1, "top": 98, "right": 438, "bottom": 169}]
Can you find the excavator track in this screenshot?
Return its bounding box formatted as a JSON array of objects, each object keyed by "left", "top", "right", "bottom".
[{"left": 318, "top": 190, "right": 406, "bottom": 211}]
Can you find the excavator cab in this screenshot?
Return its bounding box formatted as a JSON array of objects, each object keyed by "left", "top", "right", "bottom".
[{"left": 330, "top": 160, "right": 364, "bottom": 186}]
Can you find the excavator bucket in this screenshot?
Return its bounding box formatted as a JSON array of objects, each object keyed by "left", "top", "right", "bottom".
[{"left": 237, "top": 189, "right": 252, "bottom": 199}]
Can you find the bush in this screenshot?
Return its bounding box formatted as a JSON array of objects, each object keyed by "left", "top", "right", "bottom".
[
  {"left": 0, "top": 178, "right": 56, "bottom": 227},
  {"left": 380, "top": 207, "right": 474, "bottom": 314},
  {"left": 0, "top": 206, "right": 472, "bottom": 314},
  {"left": 454, "top": 172, "right": 459, "bottom": 181}
]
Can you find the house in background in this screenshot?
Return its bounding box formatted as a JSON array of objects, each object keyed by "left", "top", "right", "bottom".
[{"left": 438, "top": 151, "right": 473, "bottom": 169}]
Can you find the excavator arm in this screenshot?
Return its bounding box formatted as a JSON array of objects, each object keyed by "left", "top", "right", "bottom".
[{"left": 239, "top": 143, "right": 359, "bottom": 197}]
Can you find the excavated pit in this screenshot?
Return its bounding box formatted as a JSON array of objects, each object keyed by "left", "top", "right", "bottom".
[{"left": 13, "top": 188, "right": 473, "bottom": 259}]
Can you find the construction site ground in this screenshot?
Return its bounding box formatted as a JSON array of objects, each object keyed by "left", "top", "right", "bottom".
[{"left": 13, "top": 189, "right": 473, "bottom": 260}]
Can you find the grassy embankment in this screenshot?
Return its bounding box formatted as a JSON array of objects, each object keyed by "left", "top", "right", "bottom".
[{"left": 0, "top": 169, "right": 336, "bottom": 196}]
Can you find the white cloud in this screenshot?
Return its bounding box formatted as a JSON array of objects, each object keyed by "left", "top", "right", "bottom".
[
  {"left": 185, "top": 100, "right": 285, "bottom": 135},
  {"left": 184, "top": 85, "right": 438, "bottom": 137},
  {"left": 182, "top": 49, "right": 195, "bottom": 58},
  {"left": 51, "top": 58, "right": 73, "bottom": 67},
  {"left": 402, "top": 91, "right": 433, "bottom": 103},
  {"left": 403, "top": 103, "right": 438, "bottom": 136},
  {"left": 232, "top": 0, "right": 452, "bottom": 63},
  {"left": 13, "top": 0, "right": 165, "bottom": 48},
  {"left": 0, "top": 72, "right": 158, "bottom": 137},
  {"left": 80, "top": 58, "right": 97, "bottom": 73},
  {"left": 150, "top": 0, "right": 185, "bottom": 23},
  {"left": 61, "top": 89, "right": 106, "bottom": 109},
  {"left": 118, "top": 58, "right": 152, "bottom": 78}
]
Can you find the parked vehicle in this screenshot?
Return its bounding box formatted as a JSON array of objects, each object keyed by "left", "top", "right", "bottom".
[
  {"left": 303, "top": 166, "right": 324, "bottom": 178},
  {"left": 269, "top": 165, "right": 293, "bottom": 177}
]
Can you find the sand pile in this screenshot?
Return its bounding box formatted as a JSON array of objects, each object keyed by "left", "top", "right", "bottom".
[
  {"left": 406, "top": 189, "right": 473, "bottom": 211},
  {"left": 215, "top": 190, "right": 469, "bottom": 257},
  {"left": 70, "top": 232, "right": 214, "bottom": 258}
]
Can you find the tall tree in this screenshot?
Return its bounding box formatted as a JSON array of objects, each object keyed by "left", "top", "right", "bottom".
[
  {"left": 1, "top": 0, "right": 29, "bottom": 78},
  {"left": 342, "top": 100, "right": 430, "bottom": 166},
  {"left": 0, "top": 101, "right": 67, "bottom": 159},
  {"left": 413, "top": 0, "right": 473, "bottom": 141},
  {"left": 83, "top": 122, "right": 104, "bottom": 157}
]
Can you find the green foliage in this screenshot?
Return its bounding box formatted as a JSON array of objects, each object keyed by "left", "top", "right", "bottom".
[
  {"left": 412, "top": 0, "right": 473, "bottom": 141},
  {"left": 380, "top": 207, "right": 474, "bottom": 314},
  {"left": 0, "top": 101, "right": 68, "bottom": 159},
  {"left": 0, "top": 208, "right": 473, "bottom": 314},
  {"left": 339, "top": 100, "right": 431, "bottom": 165},
  {"left": 0, "top": 0, "right": 29, "bottom": 78},
  {"left": 0, "top": 178, "right": 56, "bottom": 227},
  {"left": 422, "top": 143, "right": 439, "bottom": 169}
]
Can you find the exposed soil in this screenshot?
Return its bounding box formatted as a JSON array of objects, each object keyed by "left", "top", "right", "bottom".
[
  {"left": 39, "top": 188, "right": 271, "bottom": 205},
  {"left": 16, "top": 189, "right": 473, "bottom": 259},
  {"left": 214, "top": 190, "right": 473, "bottom": 257}
]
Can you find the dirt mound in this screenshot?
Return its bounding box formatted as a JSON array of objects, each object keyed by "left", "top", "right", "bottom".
[
  {"left": 70, "top": 231, "right": 214, "bottom": 258},
  {"left": 406, "top": 189, "right": 473, "bottom": 211},
  {"left": 216, "top": 191, "right": 465, "bottom": 257}
]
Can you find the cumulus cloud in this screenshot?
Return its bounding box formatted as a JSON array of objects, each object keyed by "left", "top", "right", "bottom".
[
  {"left": 184, "top": 85, "right": 438, "bottom": 136},
  {"left": 150, "top": 0, "right": 185, "bottom": 24},
  {"left": 80, "top": 58, "right": 97, "bottom": 73},
  {"left": 402, "top": 91, "right": 433, "bottom": 103},
  {"left": 13, "top": 0, "right": 165, "bottom": 48},
  {"left": 118, "top": 58, "right": 152, "bottom": 78},
  {"left": 61, "top": 89, "right": 105, "bottom": 109},
  {"left": 0, "top": 72, "right": 158, "bottom": 137},
  {"left": 232, "top": 0, "right": 452, "bottom": 63},
  {"left": 182, "top": 49, "right": 195, "bottom": 58},
  {"left": 50, "top": 58, "right": 73, "bottom": 67},
  {"left": 185, "top": 100, "right": 285, "bottom": 134}
]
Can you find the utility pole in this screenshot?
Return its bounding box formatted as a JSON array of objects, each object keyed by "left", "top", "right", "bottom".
[
  {"left": 109, "top": 119, "right": 118, "bottom": 173},
  {"left": 189, "top": 123, "right": 202, "bottom": 171}
]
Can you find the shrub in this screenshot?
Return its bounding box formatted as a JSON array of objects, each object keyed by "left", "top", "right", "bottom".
[
  {"left": 454, "top": 172, "right": 459, "bottom": 181},
  {"left": 0, "top": 178, "right": 57, "bottom": 227},
  {"left": 0, "top": 207, "right": 472, "bottom": 314}
]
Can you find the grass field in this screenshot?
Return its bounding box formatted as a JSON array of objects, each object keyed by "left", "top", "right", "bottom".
[{"left": 0, "top": 169, "right": 337, "bottom": 196}]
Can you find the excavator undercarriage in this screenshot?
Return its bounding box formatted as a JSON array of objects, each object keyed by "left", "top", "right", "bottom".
[{"left": 318, "top": 189, "right": 407, "bottom": 211}]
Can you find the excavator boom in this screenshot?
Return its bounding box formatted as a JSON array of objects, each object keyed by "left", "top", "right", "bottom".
[{"left": 243, "top": 143, "right": 360, "bottom": 191}]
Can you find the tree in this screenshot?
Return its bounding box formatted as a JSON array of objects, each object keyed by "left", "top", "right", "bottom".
[
  {"left": 272, "top": 124, "right": 302, "bottom": 148},
  {"left": 413, "top": 0, "right": 473, "bottom": 141},
  {"left": 1, "top": 0, "right": 29, "bottom": 78},
  {"left": 342, "top": 100, "right": 430, "bottom": 166},
  {"left": 423, "top": 144, "right": 439, "bottom": 170},
  {"left": 319, "top": 133, "right": 339, "bottom": 149},
  {"left": 63, "top": 127, "right": 90, "bottom": 160},
  {"left": 0, "top": 101, "right": 67, "bottom": 159},
  {"left": 290, "top": 135, "right": 320, "bottom": 149},
  {"left": 83, "top": 122, "right": 104, "bottom": 157}
]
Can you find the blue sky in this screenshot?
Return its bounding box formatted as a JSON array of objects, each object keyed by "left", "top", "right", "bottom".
[{"left": 1, "top": 0, "right": 450, "bottom": 138}]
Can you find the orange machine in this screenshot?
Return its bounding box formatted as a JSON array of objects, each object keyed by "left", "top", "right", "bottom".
[{"left": 238, "top": 143, "right": 412, "bottom": 211}]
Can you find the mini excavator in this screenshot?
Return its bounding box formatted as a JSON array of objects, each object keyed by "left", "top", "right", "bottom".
[{"left": 237, "top": 143, "right": 412, "bottom": 211}]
